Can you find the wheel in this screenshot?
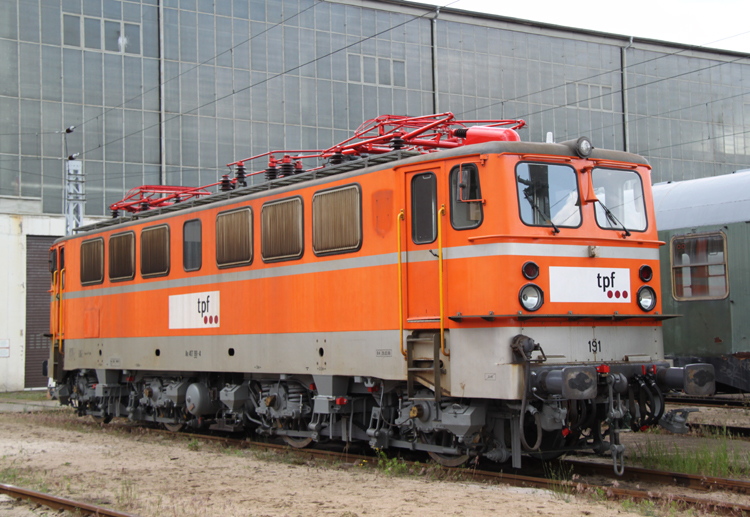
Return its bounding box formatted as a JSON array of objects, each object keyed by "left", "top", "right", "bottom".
[
  {"left": 164, "top": 423, "right": 184, "bottom": 433},
  {"left": 422, "top": 430, "right": 470, "bottom": 467},
  {"left": 91, "top": 414, "right": 113, "bottom": 424},
  {"left": 277, "top": 418, "right": 313, "bottom": 449}
]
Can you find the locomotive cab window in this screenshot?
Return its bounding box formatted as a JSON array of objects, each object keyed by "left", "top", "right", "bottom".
[
  {"left": 141, "top": 225, "right": 170, "bottom": 278},
  {"left": 450, "top": 164, "right": 483, "bottom": 229},
  {"left": 671, "top": 232, "right": 728, "bottom": 300},
  {"left": 80, "top": 238, "right": 104, "bottom": 285},
  {"left": 109, "top": 232, "right": 135, "bottom": 281},
  {"left": 183, "top": 219, "right": 202, "bottom": 271},
  {"left": 411, "top": 172, "right": 437, "bottom": 244},
  {"left": 262, "top": 198, "right": 303, "bottom": 262},
  {"left": 516, "top": 163, "right": 581, "bottom": 228},
  {"left": 216, "top": 208, "right": 253, "bottom": 268},
  {"left": 592, "top": 168, "right": 647, "bottom": 232},
  {"left": 312, "top": 185, "right": 362, "bottom": 255}
]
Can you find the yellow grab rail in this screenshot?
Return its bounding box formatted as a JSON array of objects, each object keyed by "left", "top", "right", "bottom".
[
  {"left": 58, "top": 268, "right": 65, "bottom": 353},
  {"left": 397, "top": 209, "right": 406, "bottom": 358},
  {"left": 438, "top": 205, "right": 448, "bottom": 357}
]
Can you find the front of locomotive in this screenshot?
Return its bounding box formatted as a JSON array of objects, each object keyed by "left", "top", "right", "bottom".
[{"left": 445, "top": 134, "right": 715, "bottom": 472}]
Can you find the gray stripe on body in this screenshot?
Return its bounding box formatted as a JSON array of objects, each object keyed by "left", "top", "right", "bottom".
[{"left": 64, "top": 242, "right": 658, "bottom": 299}]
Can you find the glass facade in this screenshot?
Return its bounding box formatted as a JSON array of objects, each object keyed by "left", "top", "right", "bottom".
[{"left": 0, "top": 0, "right": 748, "bottom": 216}]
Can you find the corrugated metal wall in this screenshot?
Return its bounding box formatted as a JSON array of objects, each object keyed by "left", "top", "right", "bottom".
[{"left": 25, "top": 235, "right": 57, "bottom": 388}]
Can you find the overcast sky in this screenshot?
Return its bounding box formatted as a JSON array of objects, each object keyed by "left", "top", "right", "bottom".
[{"left": 421, "top": 0, "right": 750, "bottom": 54}]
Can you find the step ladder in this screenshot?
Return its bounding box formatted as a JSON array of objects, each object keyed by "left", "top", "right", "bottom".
[{"left": 406, "top": 333, "right": 441, "bottom": 402}]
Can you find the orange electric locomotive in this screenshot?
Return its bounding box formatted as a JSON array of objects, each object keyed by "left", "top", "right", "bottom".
[{"left": 47, "top": 113, "right": 714, "bottom": 473}]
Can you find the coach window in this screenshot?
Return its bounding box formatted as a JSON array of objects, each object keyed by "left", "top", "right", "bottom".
[
  {"left": 672, "top": 232, "right": 728, "bottom": 300},
  {"left": 592, "top": 168, "right": 647, "bottom": 232},
  {"left": 516, "top": 163, "right": 581, "bottom": 229},
  {"left": 412, "top": 173, "right": 437, "bottom": 244},
  {"left": 262, "top": 198, "right": 303, "bottom": 262},
  {"left": 183, "top": 219, "right": 202, "bottom": 271},
  {"left": 312, "top": 185, "right": 362, "bottom": 255},
  {"left": 450, "top": 164, "right": 483, "bottom": 229},
  {"left": 216, "top": 208, "right": 253, "bottom": 268},
  {"left": 141, "top": 225, "right": 170, "bottom": 278},
  {"left": 109, "top": 232, "right": 135, "bottom": 281},
  {"left": 80, "top": 238, "right": 104, "bottom": 286}
]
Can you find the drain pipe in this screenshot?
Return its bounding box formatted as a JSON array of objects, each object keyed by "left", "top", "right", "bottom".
[{"left": 620, "top": 36, "right": 633, "bottom": 153}]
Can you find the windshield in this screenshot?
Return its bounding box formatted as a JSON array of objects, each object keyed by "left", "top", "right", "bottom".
[
  {"left": 516, "top": 163, "right": 581, "bottom": 228},
  {"left": 591, "top": 169, "right": 647, "bottom": 232}
]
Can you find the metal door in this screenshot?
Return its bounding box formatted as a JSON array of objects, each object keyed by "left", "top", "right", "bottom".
[
  {"left": 403, "top": 168, "right": 447, "bottom": 325},
  {"left": 25, "top": 236, "right": 59, "bottom": 388}
]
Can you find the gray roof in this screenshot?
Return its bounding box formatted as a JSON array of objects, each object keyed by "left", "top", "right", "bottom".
[{"left": 652, "top": 170, "right": 750, "bottom": 231}]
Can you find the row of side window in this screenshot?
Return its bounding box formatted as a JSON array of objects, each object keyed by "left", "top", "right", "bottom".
[{"left": 80, "top": 184, "right": 361, "bottom": 286}]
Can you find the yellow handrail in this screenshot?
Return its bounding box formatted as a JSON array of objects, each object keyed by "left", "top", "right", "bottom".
[
  {"left": 438, "top": 205, "right": 449, "bottom": 357},
  {"left": 51, "top": 270, "right": 58, "bottom": 345},
  {"left": 58, "top": 268, "right": 65, "bottom": 353},
  {"left": 397, "top": 209, "right": 406, "bottom": 358}
]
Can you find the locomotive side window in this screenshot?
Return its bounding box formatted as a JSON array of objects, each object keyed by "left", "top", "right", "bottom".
[
  {"left": 312, "top": 185, "right": 362, "bottom": 255},
  {"left": 671, "top": 232, "right": 728, "bottom": 300},
  {"left": 450, "top": 164, "right": 483, "bottom": 229},
  {"left": 216, "top": 208, "right": 253, "bottom": 268},
  {"left": 411, "top": 173, "right": 437, "bottom": 244},
  {"left": 109, "top": 232, "right": 135, "bottom": 281},
  {"left": 183, "top": 219, "right": 202, "bottom": 271},
  {"left": 262, "top": 198, "right": 303, "bottom": 262},
  {"left": 80, "top": 238, "right": 104, "bottom": 286},
  {"left": 592, "top": 168, "right": 647, "bottom": 232},
  {"left": 516, "top": 163, "right": 581, "bottom": 228},
  {"left": 141, "top": 225, "right": 170, "bottom": 278}
]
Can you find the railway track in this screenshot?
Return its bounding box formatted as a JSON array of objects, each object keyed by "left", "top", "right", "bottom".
[
  {"left": 666, "top": 395, "right": 750, "bottom": 409},
  {"left": 0, "top": 483, "right": 139, "bottom": 517},
  {"left": 111, "top": 423, "right": 750, "bottom": 516}
]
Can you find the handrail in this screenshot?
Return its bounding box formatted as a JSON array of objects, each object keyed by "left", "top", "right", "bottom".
[
  {"left": 467, "top": 234, "right": 664, "bottom": 246},
  {"left": 58, "top": 268, "right": 65, "bottom": 353},
  {"left": 438, "top": 205, "right": 449, "bottom": 358},
  {"left": 51, "top": 270, "right": 58, "bottom": 346},
  {"left": 397, "top": 210, "right": 406, "bottom": 359}
]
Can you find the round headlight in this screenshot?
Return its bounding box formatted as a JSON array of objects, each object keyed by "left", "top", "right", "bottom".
[
  {"left": 522, "top": 261, "right": 539, "bottom": 280},
  {"left": 637, "top": 286, "right": 657, "bottom": 312},
  {"left": 519, "top": 284, "right": 544, "bottom": 312},
  {"left": 575, "top": 136, "right": 593, "bottom": 158},
  {"left": 639, "top": 265, "right": 653, "bottom": 282}
]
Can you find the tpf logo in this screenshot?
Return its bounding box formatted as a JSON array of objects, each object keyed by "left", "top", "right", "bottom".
[
  {"left": 169, "top": 291, "right": 221, "bottom": 329},
  {"left": 597, "top": 272, "right": 629, "bottom": 299}
]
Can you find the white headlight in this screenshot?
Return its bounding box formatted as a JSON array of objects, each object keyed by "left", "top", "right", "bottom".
[
  {"left": 575, "top": 136, "right": 593, "bottom": 158},
  {"left": 637, "top": 286, "right": 656, "bottom": 311},
  {"left": 519, "top": 284, "right": 544, "bottom": 312}
]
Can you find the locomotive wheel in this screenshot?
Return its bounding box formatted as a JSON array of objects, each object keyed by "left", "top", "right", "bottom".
[
  {"left": 277, "top": 418, "right": 313, "bottom": 449},
  {"left": 91, "top": 414, "right": 113, "bottom": 425},
  {"left": 164, "top": 423, "right": 184, "bottom": 433},
  {"left": 422, "top": 431, "right": 470, "bottom": 467}
]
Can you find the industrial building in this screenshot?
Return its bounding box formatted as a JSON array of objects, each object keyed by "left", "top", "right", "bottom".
[{"left": 1, "top": 0, "right": 748, "bottom": 390}]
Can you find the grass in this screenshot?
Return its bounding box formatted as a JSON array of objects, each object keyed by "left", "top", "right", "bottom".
[
  {"left": 633, "top": 428, "right": 750, "bottom": 478},
  {"left": 0, "top": 390, "right": 49, "bottom": 401}
]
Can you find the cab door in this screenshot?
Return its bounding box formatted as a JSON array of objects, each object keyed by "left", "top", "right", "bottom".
[
  {"left": 404, "top": 168, "right": 446, "bottom": 325},
  {"left": 49, "top": 245, "right": 65, "bottom": 380}
]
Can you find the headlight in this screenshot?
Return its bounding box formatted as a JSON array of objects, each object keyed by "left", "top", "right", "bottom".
[
  {"left": 639, "top": 265, "right": 653, "bottom": 282},
  {"left": 522, "top": 261, "right": 539, "bottom": 280},
  {"left": 575, "top": 137, "right": 593, "bottom": 158},
  {"left": 519, "top": 284, "right": 544, "bottom": 311},
  {"left": 637, "top": 286, "right": 656, "bottom": 311}
]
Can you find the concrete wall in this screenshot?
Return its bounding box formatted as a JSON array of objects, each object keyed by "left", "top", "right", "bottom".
[{"left": 0, "top": 210, "right": 103, "bottom": 392}]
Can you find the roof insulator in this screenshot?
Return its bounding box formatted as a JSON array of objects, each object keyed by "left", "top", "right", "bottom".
[
  {"left": 220, "top": 174, "right": 234, "bottom": 191},
  {"left": 235, "top": 161, "right": 247, "bottom": 187}
]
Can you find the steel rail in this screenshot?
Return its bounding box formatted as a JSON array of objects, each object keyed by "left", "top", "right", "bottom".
[
  {"left": 666, "top": 396, "right": 750, "bottom": 409},
  {"left": 0, "top": 483, "right": 139, "bottom": 517},
  {"left": 112, "top": 424, "right": 750, "bottom": 515}
]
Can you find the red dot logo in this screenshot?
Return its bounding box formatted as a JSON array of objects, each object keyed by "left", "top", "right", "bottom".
[
  {"left": 623, "top": 291, "right": 629, "bottom": 299},
  {"left": 209, "top": 316, "right": 213, "bottom": 324},
  {"left": 607, "top": 290, "right": 613, "bottom": 298},
  {"left": 615, "top": 291, "right": 621, "bottom": 298},
  {"left": 203, "top": 316, "right": 208, "bottom": 324},
  {"left": 215, "top": 316, "right": 219, "bottom": 325}
]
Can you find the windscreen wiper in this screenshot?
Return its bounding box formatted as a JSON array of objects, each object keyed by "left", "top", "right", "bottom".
[
  {"left": 596, "top": 200, "right": 631, "bottom": 237},
  {"left": 520, "top": 184, "right": 560, "bottom": 234}
]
